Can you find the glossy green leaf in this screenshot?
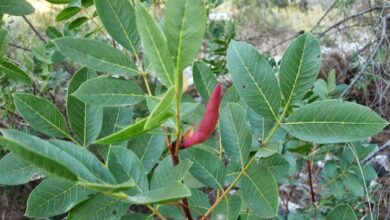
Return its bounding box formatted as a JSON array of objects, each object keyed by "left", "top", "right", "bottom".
[
  {"left": 121, "top": 213, "right": 154, "bottom": 220},
  {"left": 220, "top": 103, "right": 252, "bottom": 168},
  {"left": 68, "top": 17, "right": 89, "bottom": 30},
  {"left": 326, "top": 204, "right": 357, "bottom": 220},
  {"left": 220, "top": 85, "right": 240, "bottom": 109},
  {"left": 150, "top": 156, "right": 193, "bottom": 189},
  {"left": 163, "top": 0, "right": 207, "bottom": 72},
  {"left": 135, "top": 2, "right": 175, "bottom": 86},
  {"left": 49, "top": 139, "right": 117, "bottom": 184},
  {"left": 95, "top": 0, "right": 139, "bottom": 55},
  {"left": 246, "top": 106, "right": 274, "bottom": 140},
  {"left": 227, "top": 40, "right": 281, "bottom": 120},
  {"left": 67, "top": 68, "right": 102, "bottom": 146},
  {"left": 0, "top": 29, "right": 9, "bottom": 58},
  {"left": 241, "top": 163, "right": 279, "bottom": 218},
  {"left": 67, "top": 193, "right": 129, "bottom": 220},
  {"left": 14, "top": 93, "right": 69, "bottom": 138},
  {"left": 188, "top": 189, "right": 210, "bottom": 218},
  {"left": 26, "top": 178, "right": 94, "bottom": 218},
  {"left": 97, "top": 107, "right": 132, "bottom": 158},
  {"left": 283, "top": 100, "right": 388, "bottom": 143},
  {"left": 193, "top": 61, "right": 217, "bottom": 102},
  {"left": 0, "top": 60, "right": 32, "bottom": 84},
  {"left": 53, "top": 37, "right": 138, "bottom": 76},
  {"left": 96, "top": 118, "right": 148, "bottom": 144},
  {"left": 107, "top": 146, "right": 148, "bottom": 193},
  {"left": 279, "top": 33, "right": 321, "bottom": 107},
  {"left": 258, "top": 153, "right": 289, "bottom": 181},
  {"left": 46, "top": 26, "right": 63, "bottom": 39},
  {"left": 128, "top": 182, "right": 191, "bottom": 204},
  {"left": 56, "top": 7, "right": 81, "bottom": 21},
  {"left": 0, "top": 130, "right": 77, "bottom": 181},
  {"left": 96, "top": 101, "right": 174, "bottom": 144},
  {"left": 81, "top": 0, "right": 93, "bottom": 7},
  {"left": 73, "top": 76, "right": 144, "bottom": 107},
  {"left": 46, "top": 0, "right": 74, "bottom": 4},
  {"left": 180, "top": 148, "right": 226, "bottom": 189},
  {"left": 0, "top": 0, "right": 34, "bottom": 16},
  {"left": 0, "top": 153, "right": 39, "bottom": 185},
  {"left": 127, "top": 133, "right": 165, "bottom": 173},
  {"left": 212, "top": 195, "right": 242, "bottom": 220},
  {"left": 144, "top": 87, "right": 175, "bottom": 130}
]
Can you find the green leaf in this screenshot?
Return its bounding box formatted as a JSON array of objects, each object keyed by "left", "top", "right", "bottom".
[
  {"left": 49, "top": 139, "right": 117, "bottom": 184},
  {"left": 53, "top": 37, "right": 138, "bottom": 76},
  {"left": 144, "top": 87, "right": 175, "bottom": 130},
  {"left": 163, "top": 0, "right": 207, "bottom": 72},
  {"left": 46, "top": 26, "right": 63, "bottom": 39},
  {"left": 96, "top": 118, "right": 148, "bottom": 144},
  {"left": 0, "top": 130, "right": 77, "bottom": 181},
  {"left": 68, "top": 17, "right": 89, "bottom": 30},
  {"left": 67, "top": 193, "right": 129, "bottom": 220},
  {"left": 107, "top": 146, "right": 148, "bottom": 193},
  {"left": 258, "top": 153, "right": 289, "bottom": 181},
  {"left": 127, "top": 134, "right": 165, "bottom": 173},
  {"left": 220, "top": 85, "right": 240, "bottom": 109},
  {"left": 0, "top": 0, "right": 34, "bottom": 16},
  {"left": 121, "top": 213, "right": 154, "bottom": 220},
  {"left": 193, "top": 61, "right": 217, "bottom": 102},
  {"left": 0, "top": 29, "right": 9, "bottom": 58},
  {"left": 241, "top": 163, "right": 279, "bottom": 218},
  {"left": 73, "top": 76, "right": 144, "bottom": 107},
  {"left": 220, "top": 103, "right": 252, "bottom": 168},
  {"left": 14, "top": 93, "right": 69, "bottom": 138},
  {"left": 212, "top": 195, "right": 242, "bottom": 220},
  {"left": 150, "top": 156, "right": 193, "bottom": 189},
  {"left": 95, "top": 0, "right": 139, "bottom": 55},
  {"left": 81, "top": 0, "right": 93, "bottom": 7},
  {"left": 283, "top": 100, "right": 388, "bottom": 143},
  {"left": 0, "top": 60, "right": 32, "bottom": 84},
  {"left": 279, "top": 33, "right": 321, "bottom": 107},
  {"left": 67, "top": 68, "right": 102, "bottom": 146},
  {"left": 96, "top": 97, "right": 174, "bottom": 144},
  {"left": 128, "top": 182, "right": 191, "bottom": 204},
  {"left": 246, "top": 106, "right": 274, "bottom": 140},
  {"left": 135, "top": 2, "right": 175, "bottom": 86},
  {"left": 342, "top": 173, "right": 364, "bottom": 197},
  {"left": 56, "top": 7, "right": 81, "bottom": 21},
  {"left": 227, "top": 40, "right": 281, "bottom": 120},
  {"left": 46, "top": 0, "right": 74, "bottom": 4},
  {"left": 0, "top": 153, "right": 39, "bottom": 185},
  {"left": 326, "top": 204, "right": 357, "bottom": 220},
  {"left": 188, "top": 189, "right": 210, "bottom": 218},
  {"left": 180, "top": 148, "right": 226, "bottom": 189},
  {"left": 25, "top": 178, "right": 94, "bottom": 218}
]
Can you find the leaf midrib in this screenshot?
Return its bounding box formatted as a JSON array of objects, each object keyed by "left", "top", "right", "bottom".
[
  {"left": 232, "top": 45, "right": 278, "bottom": 120},
  {"left": 15, "top": 95, "right": 68, "bottom": 137}
]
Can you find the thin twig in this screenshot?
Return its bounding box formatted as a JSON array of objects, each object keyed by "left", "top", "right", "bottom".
[
  {"left": 341, "top": 12, "right": 390, "bottom": 97},
  {"left": 310, "top": 0, "right": 340, "bottom": 32},
  {"left": 317, "top": 6, "right": 390, "bottom": 38},
  {"left": 22, "top": 16, "right": 47, "bottom": 43},
  {"left": 362, "top": 140, "right": 390, "bottom": 163},
  {"left": 8, "top": 43, "right": 31, "bottom": 52}
]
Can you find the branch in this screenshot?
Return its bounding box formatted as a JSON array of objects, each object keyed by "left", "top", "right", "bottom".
[
  {"left": 22, "top": 16, "right": 47, "bottom": 44},
  {"left": 341, "top": 12, "right": 390, "bottom": 97},
  {"left": 362, "top": 140, "right": 390, "bottom": 163},
  {"left": 317, "top": 6, "right": 390, "bottom": 38},
  {"left": 8, "top": 43, "right": 31, "bottom": 52},
  {"left": 310, "top": 0, "right": 340, "bottom": 32}
]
